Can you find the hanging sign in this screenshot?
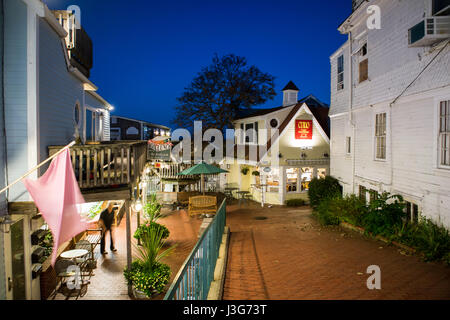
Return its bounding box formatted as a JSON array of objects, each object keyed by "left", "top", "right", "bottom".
[{"left": 295, "top": 120, "right": 313, "bottom": 140}]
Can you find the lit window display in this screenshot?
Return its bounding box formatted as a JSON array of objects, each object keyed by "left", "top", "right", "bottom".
[
  {"left": 317, "top": 168, "right": 326, "bottom": 179},
  {"left": 286, "top": 168, "right": 299, "bottom": 192},
  {"left": 301, "top": 167, "right": 313, "bottom": 191},
  {"left": 266, "top": 168, "right": 280, "bottom": 193}
]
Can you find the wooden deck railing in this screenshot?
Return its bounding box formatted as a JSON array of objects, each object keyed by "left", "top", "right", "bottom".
[
  {"left": 48, "top": 141, "right": 148, "bottom": 189},
  {"left": 157, "top": 163, "right": 196, "bottom": 180}
]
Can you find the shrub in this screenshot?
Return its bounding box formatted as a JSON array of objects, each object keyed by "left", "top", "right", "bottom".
[
  {"left": 124, "top": 261, "right": 171, "bottom": 295},
  {"left": 394, "top": 218, "right": 450, "bottom": 262},
  {"left": 314, "top": 195, "right": 366, "bottom": 226},
  {"left": 314, "top": 197, "right": 340, "bottom": 226},
  {"left": 361, "top": 192, "right": 405, "bottom": 237},
  {"left": 134, "top": 222, "right": 170, "bottom": 241},
  {"left": 308, "top": 176, "right": 342, "bottom": 209},
  {"left": 286, "top": 199, "right": 306, "bottom": 207}
]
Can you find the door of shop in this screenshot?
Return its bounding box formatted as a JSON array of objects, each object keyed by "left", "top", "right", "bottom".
[{"left": 3, "top": 218, "right": 27, "bottom": 300}]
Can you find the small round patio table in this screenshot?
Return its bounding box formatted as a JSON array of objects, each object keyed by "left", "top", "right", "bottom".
[
  {"left": 60, "top": 249, "right": 88, "bottom": 260},
  {"left": 236, "top": 191, "right": 250, "bottom": 206}
]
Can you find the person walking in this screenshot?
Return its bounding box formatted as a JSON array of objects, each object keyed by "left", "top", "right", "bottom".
[{"left": 99, "top": 201, "right": 117, "bottom": 254}]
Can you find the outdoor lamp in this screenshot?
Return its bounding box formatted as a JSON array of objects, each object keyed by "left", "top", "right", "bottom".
[
  {"left": 0, "top": 215, "right": 14, "bottom": 233},
  {"left": 133, "top": 199, "right": 143, "bottom": 212}
]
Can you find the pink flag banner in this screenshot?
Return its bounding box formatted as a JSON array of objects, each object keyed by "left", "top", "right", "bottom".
[{"left": 23, "top": 149, "right": 88, "bottom": 266}]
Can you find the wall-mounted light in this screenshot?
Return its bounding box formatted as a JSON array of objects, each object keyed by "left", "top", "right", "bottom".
[
  {"left": 132, "top": 199, "right": 143, "bottom": 212},
  {"left": 0, "top": 215, "right": 14, "bottom": 233}
]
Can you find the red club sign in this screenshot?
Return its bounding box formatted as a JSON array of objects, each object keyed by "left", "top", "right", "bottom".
[{"left": 295, "top": 120, "right": 313, "bottom": 140}]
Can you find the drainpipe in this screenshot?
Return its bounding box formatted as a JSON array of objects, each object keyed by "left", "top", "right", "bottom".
[
  {"left": 1, "top": 0, "right": 9, "bottom": 214},
  {"left": 348, "top": 31, "right": 356, "bottom": 194}
]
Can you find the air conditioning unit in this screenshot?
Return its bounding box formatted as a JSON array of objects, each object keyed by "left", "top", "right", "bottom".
[{"left": 408, "top": 16, "right": 450, "bottom": 47}]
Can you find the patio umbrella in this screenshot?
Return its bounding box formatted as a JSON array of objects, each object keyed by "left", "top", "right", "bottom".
[{"left": 177, "top": 162, "right": 228, "bottom": 195}]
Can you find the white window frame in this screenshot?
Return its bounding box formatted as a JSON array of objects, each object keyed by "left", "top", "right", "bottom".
[
  {"left": 337, "top": 55, "right": 344, "bottom": 91},
  {"left": 358, "top": 40, "right": 369, "bottom": 84},
  {"left": 244, "top": 122, "right": 258, "bottom": 145},
  {"left": 439, "top": 100, "right": 450, "bottom": 168},
  {"left": 375, "top": 113, "right": 387, "bottom": 160},
  {"left": 346, "top": 136, "right": 352, "bottom": 155}
]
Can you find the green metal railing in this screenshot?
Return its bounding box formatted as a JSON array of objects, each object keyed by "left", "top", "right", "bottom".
[{"left": 164, "top": 199, "right": 226, "bottom": 300}]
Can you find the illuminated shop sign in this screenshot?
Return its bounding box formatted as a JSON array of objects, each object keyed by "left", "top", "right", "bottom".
[{"left": 295, "top": 120, "right": 313, "bottom": 140}]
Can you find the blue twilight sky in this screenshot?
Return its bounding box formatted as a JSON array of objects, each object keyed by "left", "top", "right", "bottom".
[{"left": 43, "top": 0, "right": 351, "bottom": 129}]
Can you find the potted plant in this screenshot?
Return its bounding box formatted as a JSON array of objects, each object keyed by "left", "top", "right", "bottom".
[
  {"left": 252, "top": 171, "right": 260, "bottom": 176},
  {"left": 241, "top": 167, "right": 250, "bottom": 175},
  {"left": 124, "top": 227, "right": 175, "bottom": 299},
  {"left": 134, "top": 194, "right": 170, "bottom": 241}
]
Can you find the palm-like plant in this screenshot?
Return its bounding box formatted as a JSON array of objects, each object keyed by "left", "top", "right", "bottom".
[
  {"left": 134, "top": 227, "right": 176, "bottom": 273},
  {"left": 143, "top": 193, "right": 162, "bottom": 222}
]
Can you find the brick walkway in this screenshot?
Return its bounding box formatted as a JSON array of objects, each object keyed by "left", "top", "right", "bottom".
[
  {"left": 53, "top": 208, "right": 202, "bottom": 300},
  {"left": 223, "top": 202, "right": 450, "bottom": 300}
]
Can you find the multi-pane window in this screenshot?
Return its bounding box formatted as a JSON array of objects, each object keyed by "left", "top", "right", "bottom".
[
  {"left": 346, "top": 136, "right": 352, "bottom": 154},
  {"left": 337, "top": 55, "right": 344, "bottom": 90},
  {"left": 405, "top": 201, "right": 419, "bottom": 224},
  {"left": 375, "top": 113, "right": 387, "bottom": 160},
  {"left": 369, "top": 189, "right": 378, "bottom": 203},
  {"left": 359, "top": 42, "right": 368, "bottom": 83},
  {"left": 359, "top": 185, "right": 367, "bottom": 202},
  {"left": 239, "top": 122, "right": 259, "bottom": 144},
  {"left": 440, "top": 100, "right": 450, "bottom": 166}
]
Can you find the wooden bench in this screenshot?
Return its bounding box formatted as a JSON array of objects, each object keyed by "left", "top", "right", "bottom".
[
  {"left": 188, "top": 196, "right": 217, "bottom": 217},
  {"left": 76, "top": 229, "right": 102, "bottom": 268}
]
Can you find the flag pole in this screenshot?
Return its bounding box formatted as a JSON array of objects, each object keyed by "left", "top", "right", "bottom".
[{"left": 0, "top": 141, "right": 76, "bottom": 196}]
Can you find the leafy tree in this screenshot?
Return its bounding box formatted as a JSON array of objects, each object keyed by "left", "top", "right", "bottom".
[{"left": 173, "top": 54, "right": 276, "bottom": 131}]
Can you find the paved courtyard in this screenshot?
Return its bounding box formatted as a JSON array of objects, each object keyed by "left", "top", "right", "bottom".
[
  {"left": 53, "top": 208, "right": 202, "bottom": 300},
  {"left": 223, "top": 202, "right": 450, "bottom": 300}
]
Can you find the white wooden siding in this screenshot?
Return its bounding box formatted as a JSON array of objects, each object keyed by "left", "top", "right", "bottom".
[
  {"left": 330, "top": 0, "right": 450, "bottom": 228},
  {"left": 85, "top": 92, "right": 110, "bottom": 141},
  {"left": 4, "top": 0, "right": 29, "bottom": 202},
  {"left": 38, "top": 17, "right": 84, "bottom": 169}
]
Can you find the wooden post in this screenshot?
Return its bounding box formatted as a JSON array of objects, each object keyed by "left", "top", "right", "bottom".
[{"left": 126, "top": 204, "right": 132, "bottom": 297}]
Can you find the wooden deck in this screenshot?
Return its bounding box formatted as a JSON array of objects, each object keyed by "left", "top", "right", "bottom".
[{"left": 49, "top": 141, "right": 147, "bottom": 199}]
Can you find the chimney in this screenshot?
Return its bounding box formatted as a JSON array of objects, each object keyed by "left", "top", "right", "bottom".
[{"left": 282, "top": 81, "right": 299, "bottom": 107}]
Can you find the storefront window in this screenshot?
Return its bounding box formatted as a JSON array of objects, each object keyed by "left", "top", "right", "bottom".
[
  {"left": 286, "top": 168, "right": 299, "bottom": 192},
  {"left": 266, "top": 168, "right": 279, "bottom": 193},
  {"left": 317, "top": 168, "right": 326, "bottom": 179},
  {"left": 301, "top": 167, "right": 313, "bottom": 191}
]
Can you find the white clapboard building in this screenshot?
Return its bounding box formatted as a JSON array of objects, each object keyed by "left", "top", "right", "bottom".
[{"left": 329, "top": 0, "right": 450, "bottom": 227}]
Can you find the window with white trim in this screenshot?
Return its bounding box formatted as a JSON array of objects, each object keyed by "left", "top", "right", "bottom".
[
  {"left": 439, "top": 100, "right": 450, "bottom": 166},
  {"left": 346, "top": 136, "right": 351, "bottom": 154},
  {"left": 244, "top": 122, "right": 258, "bottom": 144},
  {"left": 337, "top": 55, "right": 344, "bottom": 91},
  {"left": 358, "top": 42, "right": 368, "bottom": 83},
  {"left": 375, "top": 113, "right": 386, "bottom": 160}
]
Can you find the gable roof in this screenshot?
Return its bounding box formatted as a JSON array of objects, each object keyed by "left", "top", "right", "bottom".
[
  {"left": 235, "top": 94, "right": 330, "bottom": 136},
  {"left": 229, "top": 102, "right": 330, "bottom": 163},
  {"left": 282, "top": 81, "right": 299, "bottom": 91}
]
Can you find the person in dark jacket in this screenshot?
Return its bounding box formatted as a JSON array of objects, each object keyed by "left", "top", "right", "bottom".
[{"left": 99, "top": 202, "right": 117, "bottom": 254}]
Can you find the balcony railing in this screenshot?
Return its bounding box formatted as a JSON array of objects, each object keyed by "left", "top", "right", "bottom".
[
  {"left": 155, "top": 163, "right": 197, "bottom": 180},
  {"left": 164, "top": 199, "right": 226, "bottom": 300},
  {"left": 286, "top": 158, "right": 330, "bottom": 166},
  {"left": 48, "top": 141, "right": 148, "bottom": 189}
]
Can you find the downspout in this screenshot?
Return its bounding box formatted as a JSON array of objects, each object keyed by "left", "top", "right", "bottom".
[
  {"left": 348, "top": 31, "right": 356, "bottom": 194},
  {"left": 1, "top": 0, "right": 9, "bottom": 214}
]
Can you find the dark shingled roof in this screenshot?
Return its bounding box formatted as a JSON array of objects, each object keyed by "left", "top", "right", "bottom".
[
  {"left": 282, "top": 81, "right": 299, "bottom": 91},
  {"left": 235, "top": 94, "right": 330, "bottom": 137}
]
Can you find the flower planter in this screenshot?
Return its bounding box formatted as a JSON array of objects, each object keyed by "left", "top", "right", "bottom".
[{"left": 132, "top": 286, "right": 158, "bottom": 300}]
